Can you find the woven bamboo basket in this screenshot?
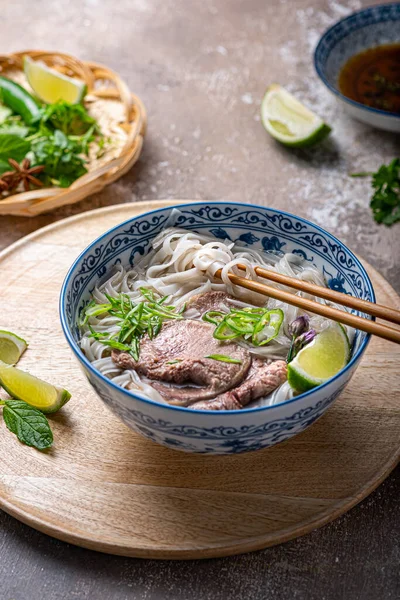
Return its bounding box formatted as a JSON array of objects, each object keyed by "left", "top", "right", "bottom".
[{"left": 0, "top": 50, "right": 147, "bottom": 217}]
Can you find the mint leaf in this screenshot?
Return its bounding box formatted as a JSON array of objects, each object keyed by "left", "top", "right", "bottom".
[
  {"left": 3, "top": 399, "right": 53, "bottom": 450},
  {"left": 0, "top": 134, "right": 30, "bottom": 162}
]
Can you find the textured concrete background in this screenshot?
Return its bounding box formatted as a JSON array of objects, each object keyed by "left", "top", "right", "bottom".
[{"left": 0, "top": 0, "right": 399, "bottom": 599}]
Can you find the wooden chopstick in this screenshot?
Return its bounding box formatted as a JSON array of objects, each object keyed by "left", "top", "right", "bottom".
[
  {"left": 234, "top": 263, "right": 400, "bottom": 326},
  {"left": 213, "top": 268, "right": 400, "bottom": 345}
]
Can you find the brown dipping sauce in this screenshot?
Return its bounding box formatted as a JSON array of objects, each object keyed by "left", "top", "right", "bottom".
[{"left": 338, "top": 43, "right": 400, "bottom": 114}]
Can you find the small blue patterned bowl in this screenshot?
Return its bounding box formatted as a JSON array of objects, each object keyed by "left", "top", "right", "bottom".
[
  {"left": 60, "top": 202, "right": 374, "bottom": 454},
  {"left": 314, "top": 3, "right": 400, "bottom": 132}
]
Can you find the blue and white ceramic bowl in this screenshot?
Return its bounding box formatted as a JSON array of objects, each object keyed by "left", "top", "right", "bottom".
[
  {"left": 60, "top": 202, "right": 374, "bottom": 455},
  {"left": 314, "top": 3, "right": 400, "bottom": 132}
]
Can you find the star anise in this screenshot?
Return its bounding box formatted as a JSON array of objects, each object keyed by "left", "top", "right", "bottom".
[{"left": 0, "top": 158, "right": 45, "bottom": 193}]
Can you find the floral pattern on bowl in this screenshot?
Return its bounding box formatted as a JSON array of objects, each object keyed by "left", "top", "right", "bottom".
[{"left": 60, "top": 202, "right": 374, "bottom": 454}]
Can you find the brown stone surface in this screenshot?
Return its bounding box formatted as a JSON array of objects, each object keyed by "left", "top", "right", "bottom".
[{"left": 0, "top": 0, "right": 398, "bottom": 599}]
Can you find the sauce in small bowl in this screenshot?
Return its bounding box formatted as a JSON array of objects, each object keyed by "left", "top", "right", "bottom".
[
  {"left": 338, "top": 43, "right": 400, "bottom": 115},
  {"left": 314, "top": 3, "right": 400, "bottom": 131}
]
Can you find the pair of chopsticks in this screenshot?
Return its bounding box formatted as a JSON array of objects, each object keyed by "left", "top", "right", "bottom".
[{"left": 213, "top": 264, "right": 400, "bottom": 344}]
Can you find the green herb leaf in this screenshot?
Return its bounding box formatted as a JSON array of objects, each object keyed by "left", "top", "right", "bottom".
[
  {"left": 0, "top": 134, "right": 30, "bottom": 162},
  {"left": 30, "top": 128, "right": 88, "bottom": 187},
  {"left": 42, "top": 100, "right": 100, "bottom": 136},
  {"left": 357, "top": 159, "right": 400, "bottom": 226},
  {"left": 205, "top": 354, "right": 242, "bottom": 364},
  {"left": 3, "top": 399, "right": 53, "bottom": 450},
  {"left": 166, "top": 359, "right": 182, "bottom": 365}
]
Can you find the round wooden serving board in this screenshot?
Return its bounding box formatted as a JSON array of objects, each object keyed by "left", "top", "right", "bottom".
[{"left": 0, "top": 201, "right": 399, "bottom": 559}]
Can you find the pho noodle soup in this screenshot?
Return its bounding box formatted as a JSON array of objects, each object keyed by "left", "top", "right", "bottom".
[{"left": 79, "top": 228, "right": 354, "bottom": 410}]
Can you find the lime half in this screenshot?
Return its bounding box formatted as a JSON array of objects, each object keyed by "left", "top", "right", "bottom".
[
  {"left": 0, "top": 330, "right": 28, "bottom": 365},
  {"left": 288, "top": 324, "right": 350, "bottom": 393},
  {"left": 261, "top": 84, "right": 331, "bottom": 147},
  {"left": 24, "top": 56, "right": 86, "bottom": 104},
  {"left": 0, "top": 360, "right": 71, "bottom": 413}
]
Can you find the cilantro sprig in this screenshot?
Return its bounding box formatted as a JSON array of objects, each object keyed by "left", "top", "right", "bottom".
[{"left": 351, "top": 159, "right": 400, "bottom": 226}]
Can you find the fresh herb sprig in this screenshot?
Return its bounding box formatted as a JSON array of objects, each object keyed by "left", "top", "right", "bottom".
[
  {"left": 29, "top": 129, "right": 88, "bottom": 188},
  {"left": 0, "top": 84, "right": 104, "bottom": 193},
  {"left": 0, "top": 398, "right": 53, "bottom": 450},
  {"left": 351, "top": 159, "right": 400, "bottom": 226},
  {"left": 82, "top": 288, "right": 184, "bottom": 361},
  {"left": 41, "top": 100, "right": 99, "bottom": 136}
]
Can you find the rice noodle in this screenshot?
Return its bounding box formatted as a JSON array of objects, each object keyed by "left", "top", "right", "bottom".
[{"left": 80, "top": 227, "right": 354, "bottom": 409}]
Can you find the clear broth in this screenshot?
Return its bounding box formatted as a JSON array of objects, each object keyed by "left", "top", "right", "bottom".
[{"left": 338, "top": 43, "right": 400, "bottom": 114}]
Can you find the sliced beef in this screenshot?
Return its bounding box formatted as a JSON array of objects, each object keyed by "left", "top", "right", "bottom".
[
  {"left": 185, "top": 291, "right": 233, "bottom": 315},
  {"left": 112, "top": 319, "right": 251, "bottom": 406},
  {"left": 191, "top": 359, "right": 287, "bottom": 410}
]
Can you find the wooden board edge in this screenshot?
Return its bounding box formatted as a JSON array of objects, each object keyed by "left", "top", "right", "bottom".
[
  {"left": 0, "top": 201, "right": 399, "bottom": 559},
  {"left": 1, "top": 447, "right": 398, "bottom": 560}
]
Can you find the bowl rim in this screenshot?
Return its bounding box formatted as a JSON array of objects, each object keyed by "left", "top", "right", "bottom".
[
  {"left": 60, "top": 201, "right": 375, "bottom": 416},
  {"left": 314, "top": 2, "right": 400, "bottom": 120}
]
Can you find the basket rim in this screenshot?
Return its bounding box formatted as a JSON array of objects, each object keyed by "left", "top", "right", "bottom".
[{"left": 0, "top": 49, "right": 147, "bottom": 217}]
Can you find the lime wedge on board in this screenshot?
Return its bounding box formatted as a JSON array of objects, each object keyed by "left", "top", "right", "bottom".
[
  {"left": 24, "top": 56, "right": 86, "bottom": 104},
  {"left": 288, "top": 323, "right": 350, "bottom": 393},
  {"left": 261, "top": 84, "right": 331, "bottom": 147},
  {"left": 0, "top": 360, "right": 71, "bottom": 413},
  {"left": 0, "top": 330, "right": 28, "bottom": 365}
]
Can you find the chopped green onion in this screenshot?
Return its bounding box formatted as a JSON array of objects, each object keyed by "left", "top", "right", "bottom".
[
  {"left": 119, "top": 324, "right": 138, "bottom": 343},
  {"left": 99, "top": 339, "right": 132, "bottom": 352},
  {"left": 225, "top": 315, "right": 254, "bottom": 334},
  {"left": 79, "top": 300, "right": 96, "bottom": 326},
  {"left": 140, "top": 287, "right": 158, "bottom": 303},
  {"left": 166, "top": 359, "right": 182, "bottom": 365},
  {"left": 206, "top": 306, "right": 284, "bottom": 347},
  {"left": 252, "top": 308, "right": 284, "bottom": 346},
  {"left": 129, "top": 336, "right": 140, "bottom": 361},
  {"left": 85, "top": 303, "right": 113, "bottom": 318},
  {"left": 88, "top": 326, "right": 110, "bottom": 340},
  {"left": 213, "top": 320, "right": 240, "bottom": 340},
  {"left": 82, "top": 288, "right": 185, "bottom": 361},
  {"left": 178, "top": 302, "right": 187, "bottom": 314},
  {"left": 228, "top": 309, "right": 262, "bottom": 320},
  {"left": 202, "top": 310, "right": 226, "bottom": 325},
  {"left": 205, "top": 354, "right": 242, "bottom": 364}
]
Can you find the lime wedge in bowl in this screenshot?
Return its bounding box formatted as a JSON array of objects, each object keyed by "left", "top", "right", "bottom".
[
  {"left": 0, "top": 360, "right": 71, "bottom": 413},
  {"left": 0, "top": 330, "right": 28, "bottom": 365},
  {"left": 261, "top": 84, "right": 331, "bottom": 147},
  {"left": 288, "top": 323, "right": 350, "bottom": 393},
  {"left": 24, "top": 56, "right": 86, "bottom": 104}
]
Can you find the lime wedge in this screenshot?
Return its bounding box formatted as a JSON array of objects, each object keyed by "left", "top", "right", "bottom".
[
  {"left": 288, "top": 324, "right": 350, "bottom": 393},
  {"left": 261, "top": 84, "right": 331, "bottom": 147},
  {"left": 24, "top": 56, "right": 86, "bottom": 104},
  {"left": 0, "top": 330, "right": 28, "bottom": 365},
  {"left": 0, "top": 360, "right": 71, "bottom": 413}
]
